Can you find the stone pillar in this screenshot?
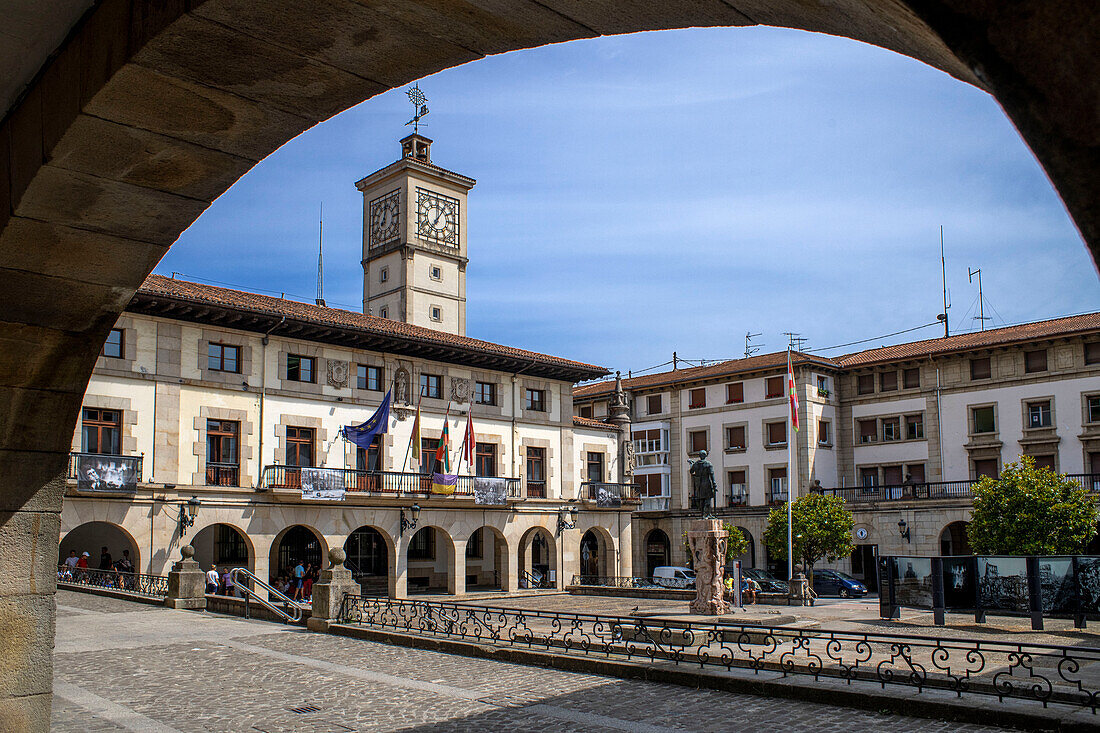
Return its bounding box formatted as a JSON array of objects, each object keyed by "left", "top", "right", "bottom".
[
  {"left": 448, "top": 542, "right": 465, "bottom": 595},
  {"left": 687, "top": 519, "right": 728, "bottom": 615},
  {"left": 164, "top": 545, "right": 206, "bottom": 610},
  {"left": 307, "top": 548, "right": 363, "bottom": 632}
]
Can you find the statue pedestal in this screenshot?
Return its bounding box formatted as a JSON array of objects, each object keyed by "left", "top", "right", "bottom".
[{"left": 687, "top": 519, "right": 729, "bottom": 616}]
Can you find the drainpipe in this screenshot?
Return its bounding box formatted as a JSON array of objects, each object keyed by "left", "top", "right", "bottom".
[{"left": 257, "top": 316, "right": 286, "bottom": 486}]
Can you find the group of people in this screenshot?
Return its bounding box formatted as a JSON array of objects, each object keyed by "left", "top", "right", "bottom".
[
  {"left": 724, "top": 572, "right": 760, "bottom": 605},
  {"left": 59, "top": 546, "right": 136, "bottom": 589},
  {"left": 202, "top": 559, "right": 319, "bottom": 603},
  {"left": 204, "top": 565, "right": 244, "bottom": 597}
]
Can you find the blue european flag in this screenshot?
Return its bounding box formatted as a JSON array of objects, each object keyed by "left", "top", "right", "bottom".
[{"left": 341, "top": 389, "right": 391, "bottom": 449}]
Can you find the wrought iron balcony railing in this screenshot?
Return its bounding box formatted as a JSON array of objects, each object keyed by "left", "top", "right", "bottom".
[
  {"left": 582, "top": 481, "right": 641, "bottom": 504},
  {"left": 260, "top": 465, "right": 519, "bottom": 499},
  {"left": 67, "top": 452, "right": 142, "bottom": 492},
  {"left": 525, "top": 480, "right": 547, "bottom": 499},
  {"left": 812, "top": 474, "right": 1100, "bottom": 503},
  {"left": 205, "top": 462, "right": 240, "bottom": 487}
]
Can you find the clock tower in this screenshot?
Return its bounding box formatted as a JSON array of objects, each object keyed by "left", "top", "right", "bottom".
[{"left": 356, "top": 133, "right": 475, "bottom": 336}]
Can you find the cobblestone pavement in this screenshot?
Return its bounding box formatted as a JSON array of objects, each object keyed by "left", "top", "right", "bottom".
[{"left": 51, "top": 590, "right": 1021, "bottom": 732}]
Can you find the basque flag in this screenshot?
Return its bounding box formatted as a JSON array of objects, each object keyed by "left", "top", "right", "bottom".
[{"left": 787, "top": 351, "right": 799, "bottom": 432}]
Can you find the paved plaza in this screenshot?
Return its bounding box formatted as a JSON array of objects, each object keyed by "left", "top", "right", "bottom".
[{"left": 50, "top": 590, "right": 1022, "bottom": 733}]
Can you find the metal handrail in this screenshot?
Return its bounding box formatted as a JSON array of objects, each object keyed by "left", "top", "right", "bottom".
[{"left": 229, "top": 567, "right": 304, "bottom": 623}]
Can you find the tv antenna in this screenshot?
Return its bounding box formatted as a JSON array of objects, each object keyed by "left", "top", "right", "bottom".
[
  {"left": 744, "top": 332, "right": 762, "bottom": 358},
  {"left": 405, "top": 84, "right": 430, "bottom": 134},
  {"left": 315, "top": 202, "right": 325, "bottom": 306},
  {"left": 939, "top": 226, "right": 950, "bottom": 337},
  {"left": 782, "top": 332, "right": 807, "bottom": 352},
  {"left": 968, "top": 267, "right": 991, "bottom": 331}
]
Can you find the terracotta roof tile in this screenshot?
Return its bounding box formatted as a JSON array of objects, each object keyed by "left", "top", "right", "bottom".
[
  {"left": 573, "top": 351, "right": 837, "bottom": 399},
  {"left": 136, "top": 274, "right": 608, "bottom": 380},
  {"left": 572, "top": 416, "right": 620, "bottom": 431},
  {"left": 837, "top": 312, "right": 1100, "bottom": 367}
]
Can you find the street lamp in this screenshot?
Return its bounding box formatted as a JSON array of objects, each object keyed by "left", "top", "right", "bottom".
[
  {"left": 178, "top": 496, "right": 200, "bottom": 537},
  {"left": 556, "top": 506, "right": 579, "bottom": 535},
  {"left": 897, "top": 518, "right": 911, "bottom": 543},
  {"left": 400, "top": 504, "right": 421, "bottom": 536}
]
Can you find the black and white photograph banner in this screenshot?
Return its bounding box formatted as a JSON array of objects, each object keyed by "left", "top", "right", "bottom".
[
  {"left": 474, "top": 477, "right": 508, "bottom": 505},
  {"left": 75, "top": 455, "right": 139, "bottom": 493},
  {"left": 300, "top": 467, "right": 346, "bottom": 501},
  {"left": 596, "top": 484, "right": 622, "bottom": 508}
]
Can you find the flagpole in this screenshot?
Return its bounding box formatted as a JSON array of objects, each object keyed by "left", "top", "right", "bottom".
[
  {"left": 787, "top": 346, "right": 794, "bottom": 584},
  {"left": 402, "top": 387, "right": 424, "bottom": 473}
]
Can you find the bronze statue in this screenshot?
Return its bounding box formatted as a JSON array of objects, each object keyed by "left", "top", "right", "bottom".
[{"left": 689, "top": 450, "right": 717, "bottom": 515}]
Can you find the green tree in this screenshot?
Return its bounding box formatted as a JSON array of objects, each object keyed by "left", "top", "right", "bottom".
[
  {"left": 967, "top": 456, "right": 1098, "bottom": 555},
  {"left": 763, "top": 493, "right": 855, "bottom": 578},
  {"left": 681, "top": 522, "right": 748, "bottom": 568}
]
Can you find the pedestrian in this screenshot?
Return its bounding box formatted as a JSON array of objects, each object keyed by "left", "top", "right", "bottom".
[
  {"left": 302, "top": 563, "right": 314, "bottom": 600},
  {"left": 98, "top": 546, "right": 112, "bottom": 571},
  {"left": 292, "top": 559, "right": 305, "bottom": 601},
  {"left": 222, "top": 567, "right": 236, "bottom": 598},
  {"left": 205, "top": 565, "right": 220, "bottom": 595},
  {"left": 63, "top": 550, "right": 79, "bottom": 572},
  {"left": 76, "top": 551, "right": 90, "bottom": 582}
]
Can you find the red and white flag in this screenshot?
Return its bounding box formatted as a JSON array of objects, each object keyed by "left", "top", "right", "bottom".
[
  {"left": 460, "top": 410, "right": 475, "bottom": 468},
  {"left": 787, "top": 350, "right": 800, "bottom": 432}
]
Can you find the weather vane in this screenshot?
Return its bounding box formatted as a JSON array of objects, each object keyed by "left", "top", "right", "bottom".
[{"left": 405, "top": 83, "right": 429, "bottom": 134}]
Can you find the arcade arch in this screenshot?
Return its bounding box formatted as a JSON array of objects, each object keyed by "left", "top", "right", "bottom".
[
  {"left": 269, "top": 525, "right": 327, "bottom": 584},
  {"left": 465, "top": 527, "right": 510, "bottom": 592},
  {"left": 406, "top": 526, "right": 457, "bottom": 594},
  {"left": 940, "top": 521, "right": 973, "bottom": 556},
  {"left": 59, "top": 521, "right": 140, "bottom": 572},
  {"left": 189, "top": 523, "right": 253, "bottom": 574},
  {"left": 733, "top": 526, "right": 756, "bottom": 570},
  {"left": 518, "top": 527, "right": 557, "bottom": 588},
  {"left": 344, "top": 525, "right": 392, "bottom": 596},
  {"left": 644, "top": 529, "right": 671, "bottom": 578}
]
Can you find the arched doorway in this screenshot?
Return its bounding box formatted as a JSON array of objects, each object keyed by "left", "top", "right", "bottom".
[
  {"left": 190, "top": 523, "right": 252, "bottom": 576},
  {"left": 59, "top": 522, "right": 140, "bottom": 575},
  {"left": 733, "top": 527, "right": 755, "bottom": 569},
  {"left": 579, "top": 530, "right": 602, "bottom": 579},
  {"left": 465, "top": 527, "right": 509, "bottom": 591},
  {"left": 518, "top": 527, "right": 556, "bottom": 588},
  {"left": 406, "top": 526, "right": 456, "bottom": 594},
  {"left": 344, "top": 526, "right": 389, "bottom": 596},
  {"left": 644, "top": 529, "right": 671, "bottom": 578},
  {"left": 940, "top": 521, "right": 972, "bottom": 555},
  {"left": 270, "top": 525, "right": 326, "bottom": 584}
]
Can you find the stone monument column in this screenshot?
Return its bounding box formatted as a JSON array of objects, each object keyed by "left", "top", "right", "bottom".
[
  {"left": 164, "top": 545, "right": 206, "bottom": 610},
  {"left": 687, "top": 519, "right": 728, "bottom": 615},
  {"left": 307, "top": 548, "right": 363, "bottom": 632}
]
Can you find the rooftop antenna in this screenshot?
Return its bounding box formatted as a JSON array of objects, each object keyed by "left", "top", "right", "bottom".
[
  {"left": 315, "top": 202, "right": 326, "bottom": 307},
  {"left": 940, "top": 226, "right": 950, "bottom": 338},
  {"left": 782, "top": 332, "right": 807, "bottom": 352},
  {"left": 744, "top": 332, "right": 762, "bottom": 359},
  {"left": 405, "top": 83, "right": 430, "bottom": 134},
  {"left": 672, "top": 351, "right": 679, "bottom": 370},
  {"left": 968, "top": 267, "right": 990, "bottom": 331}
]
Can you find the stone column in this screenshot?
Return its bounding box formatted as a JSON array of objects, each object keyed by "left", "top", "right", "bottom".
[
  {"left": 307, "top": 548, "right": 363, "bottom": 632},
  {"left": 687, "top": 519, "right": 728, "bottom": 615},
  {"left": 164, "top": 545, "right": 206, "bottom": 610}
]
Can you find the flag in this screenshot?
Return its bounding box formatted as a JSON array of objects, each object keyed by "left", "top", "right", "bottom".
[
  {"left": 409, "top": 392, "right": 423, "bottom": 463},
  {"left": 340, "top": 390, "right": 390, "bottom": 449},
  {"left": 787, "top": 350, "right": 800, "bottom": 432},
  {"left": 435, "top": 410, "right": 451, "bottom": 473},
  {"left": 460, "top": 411, "right": 475, "bottom": 469},
  {"left": 431, "top": 472, "right": 457, "bottom": 495}
]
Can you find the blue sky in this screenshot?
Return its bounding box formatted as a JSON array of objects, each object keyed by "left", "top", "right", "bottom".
[{"left": 159, "top": 27, "right": 1098, "bottom": 375}]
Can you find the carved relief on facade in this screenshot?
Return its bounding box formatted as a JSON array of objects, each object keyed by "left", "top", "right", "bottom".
[
  {"left": 451, "top": 377, "right": 471, "bottom": 404},
  {"left": 326, "top": 359, "right": 349, "bottom": 388}
]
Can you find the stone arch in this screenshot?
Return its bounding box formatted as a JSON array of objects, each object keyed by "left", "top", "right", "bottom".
[
  {"left": 59, "top": 521, "right": 141, "bottom": 573},
  {"left": 643, "top": 528, "right": 671, "bottom": 578},
  {"left": 344, "top": 524, "right": 394, "bottom": 596},
  {"left": 518, "top": 526, "right": 557, "bottom": 588},
  {"left": 939, "top": 521, "right": 972, "bottom": 556},
  {"left": 464, "top": 526, "right": 510, "bottom": 592},
  {"left": 579, "top": 525, "right": 617, "bottom": 579},
  {"left": 733, "top": 526, "right": 756, "bottom": 569},
  {"left": 269, "top": 525, "right": 328, "bottom": 591},
  {"left": 405, "top": 525, "right": 457, "bottom": 594},
  {"left": 188, "top": 521, "right": 254, "bottom": 576}
]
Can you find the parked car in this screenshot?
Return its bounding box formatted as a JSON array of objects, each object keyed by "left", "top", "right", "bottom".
[
  {"left": 739, "top": 567, "right": 788, "bottom": 594},
  {"left": 811, "top": 568, "right": 867, "bottom": 597},
  {"left": 652, "top": 566, "right": 696, "bottom": 589}
]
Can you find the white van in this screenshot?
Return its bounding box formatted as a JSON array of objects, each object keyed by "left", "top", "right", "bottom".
[{"left": 652, "top": 566, "right": 695, "bottom": 589}]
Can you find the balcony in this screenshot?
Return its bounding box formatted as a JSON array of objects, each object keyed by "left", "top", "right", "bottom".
[
  {"left": 526, "top": 480, "right": 547, "bottom": 498},
  {"left": 639, "top": 495, "right": 670, "bottom": 512},
  {"left": 582, "top": 481, "right": 641, "bottom": 506},
  {"left": 812, "top": 474, "right": 1100, "bottom": 503},
  {"left": 729, "top": 488, "right": 747, "bottom": 506},
  {"left": 205, "top": 463, "right": 240, "bottom": 487},
  {"left": 261, "top": 466, "right": 519, "bottom": 500},
  {"left": 68, "top": 452, "right": 142, "bottom": 493}
]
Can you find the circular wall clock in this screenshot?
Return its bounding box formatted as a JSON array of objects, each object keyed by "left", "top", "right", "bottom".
[
  {"left": 855, "top": 527, "right": 869, "bottom": 540},
  {"left": 369, "top": 189, "right": 400, "bottom": 247},
  {"left": 416, "top": 188, "right": 459, "bottom": 246}
]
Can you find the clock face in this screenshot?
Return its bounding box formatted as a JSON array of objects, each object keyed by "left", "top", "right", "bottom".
[
  {"left": 855, "top": 527, "right": 868, "bottom": 540},
  {"left": 416, "top": 188, "right": 459, "bottom": 246},
  {"left": 369, "top": 189, "right": 400, "bottom": 248}
]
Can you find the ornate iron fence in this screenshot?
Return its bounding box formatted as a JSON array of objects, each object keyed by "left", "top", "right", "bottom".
[
  {"left": 57, "top": 565, "right": 168, "bottom": 599},
  {"left": 337, "top": 595, "right": 1100, "bottom": 712},
  {"left": 571, "top": 574, "right": 691, "bottom": 589}
]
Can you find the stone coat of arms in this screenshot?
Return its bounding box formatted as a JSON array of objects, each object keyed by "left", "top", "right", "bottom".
[
  {"left": 326, "top": 359, "right": 349, "bottom": 388},
  {"left": 451, "top": 377, "right": 471, "bottom": 404}
]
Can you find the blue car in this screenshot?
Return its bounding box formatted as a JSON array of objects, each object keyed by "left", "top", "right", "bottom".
[{"left": 811, "top": 568, "right": 868, "bottom": 597}]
